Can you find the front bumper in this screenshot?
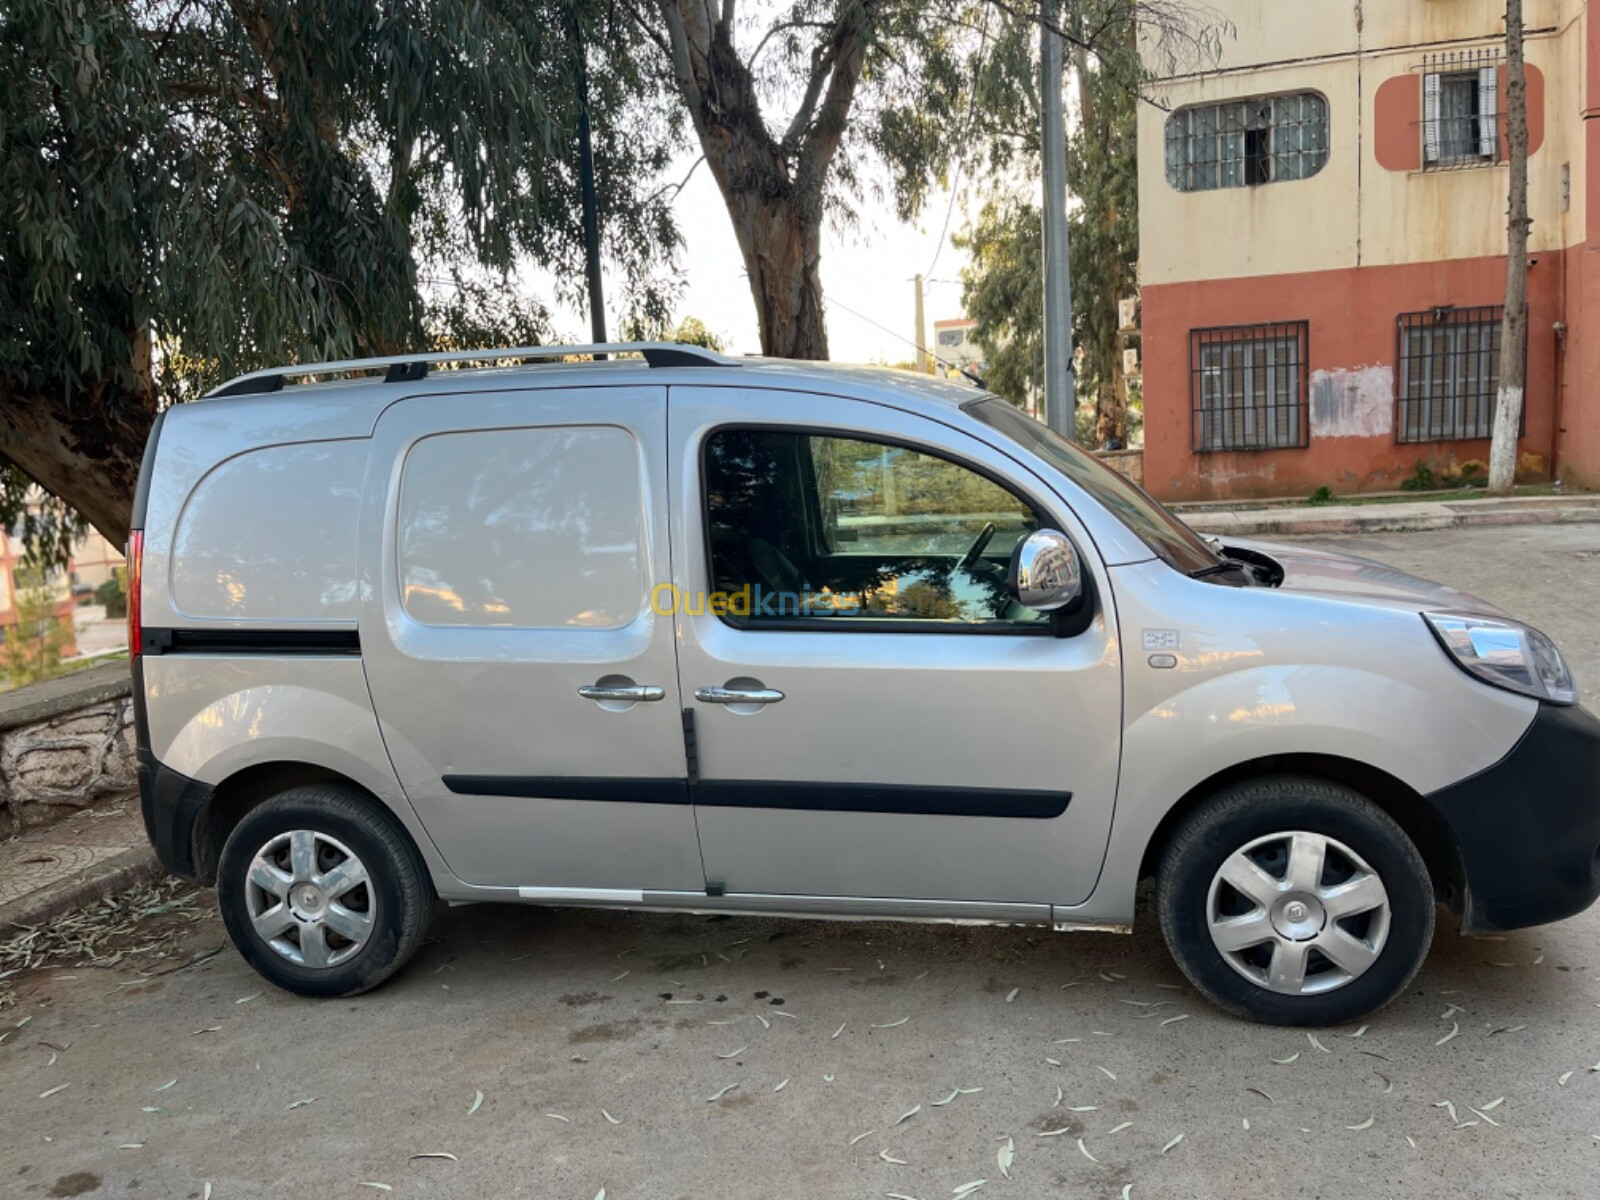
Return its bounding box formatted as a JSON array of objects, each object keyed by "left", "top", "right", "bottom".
[{"left": 1426, "top": 702, "right": 1600, "bottom": 933}]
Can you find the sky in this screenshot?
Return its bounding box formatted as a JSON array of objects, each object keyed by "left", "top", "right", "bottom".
[{"left": 546, "top": 148, "right": 978, "bottom": 363}]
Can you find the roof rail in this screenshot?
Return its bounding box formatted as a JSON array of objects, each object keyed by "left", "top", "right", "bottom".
[{"left": 204, "top": 341, "right": 734, "bottom": 399}]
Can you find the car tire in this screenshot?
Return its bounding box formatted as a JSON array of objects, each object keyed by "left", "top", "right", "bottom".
[
  {"left": 216, "top": 785, "right": 433, "bottom": 997},
  {"left": 1157, "top": 775, "right": 1434, "bottom": 1026}
]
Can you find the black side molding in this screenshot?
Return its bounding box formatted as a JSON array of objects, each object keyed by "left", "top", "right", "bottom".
[
  {"left": 443, "top": 776, "right": 691, "bottom": 805},
  {"left": 443, "top": 775, "right": 1069, "bottom": 819},
  {"left": 141, "top": 627, "right": 361, "bottom": 656},
  {"left": 693, "top": 780, "right": 1071, "bottom": 819}
]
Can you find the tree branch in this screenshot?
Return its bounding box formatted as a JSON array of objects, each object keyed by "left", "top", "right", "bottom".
[{"left": 793, "top": 2, "right": 877, "bottom": 198}]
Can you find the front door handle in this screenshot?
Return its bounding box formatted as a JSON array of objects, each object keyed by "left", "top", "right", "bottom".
[
  {"left": 578, "top": 683, "right": 666, "bottom": 703},
  {"left": 694, "top": 686, "right": 785, "bottom": 706}
]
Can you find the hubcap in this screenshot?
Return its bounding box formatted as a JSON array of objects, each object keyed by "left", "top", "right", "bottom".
[
  {"left": 1206, "top": 831, "right": 1390, "bottom": 996},
  {"left": 245, "top": 830, "right": 375, "bottom": 969}
]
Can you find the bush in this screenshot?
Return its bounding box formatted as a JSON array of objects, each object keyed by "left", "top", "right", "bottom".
[
  {"left": 95, "top": 574, "right": 126, "bottom": 619},
  {"left": 1399, "top": 464, "right": 1437, "bottom": 492},
  {"left": 1305, "top": 485, "right": 1335, "bottom": 506}
]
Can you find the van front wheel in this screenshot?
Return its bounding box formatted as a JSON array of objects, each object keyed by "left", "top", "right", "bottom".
[
  {"left": 1156, "top": 776, "right": 1434, "bottom": 1025},
  {"left": 216, "top": 785, "right": 433, "bottom": 997}
]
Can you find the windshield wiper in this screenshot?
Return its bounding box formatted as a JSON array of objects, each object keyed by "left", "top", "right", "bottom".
[{"left": 1188, "top": 561, "right": 1237, "bottom": 579}]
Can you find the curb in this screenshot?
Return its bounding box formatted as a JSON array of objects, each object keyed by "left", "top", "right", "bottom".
[
  {"left": 0, "top": 845, "right": 164, "bottom": 933},
  {"left": 1185, "top": 500, "right": 1600, "bottom": 539}
]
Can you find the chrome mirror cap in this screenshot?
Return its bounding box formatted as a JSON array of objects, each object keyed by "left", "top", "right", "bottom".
[{"left": 1008, "top": 529, "right": 1083, "bottom": 612}]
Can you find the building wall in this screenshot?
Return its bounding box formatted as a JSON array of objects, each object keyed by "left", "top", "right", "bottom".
[
  {"left": 1138, "top": 0, "right": 1591, "bottom": 500},
  {"left": 70, "top": 530, "right": 126, "bottom": 591},
  {"left": 0, "top": 532, "right": 79, "bottom": 661}
]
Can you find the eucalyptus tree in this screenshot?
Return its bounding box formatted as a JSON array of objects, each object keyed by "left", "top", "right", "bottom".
[
  {"left": 960, "top": 5, "right": 1197, "bottom": 442},
  {"left": 1, "top": 0, "right": 681, "bottom": 549},
  {"left": 635, "top": 1, "right": 1213, "bottom": 363}
]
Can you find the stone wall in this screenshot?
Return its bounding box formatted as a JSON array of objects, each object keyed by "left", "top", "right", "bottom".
[{"left": 0, "top": 664, "right": 135, "bottom": 839}]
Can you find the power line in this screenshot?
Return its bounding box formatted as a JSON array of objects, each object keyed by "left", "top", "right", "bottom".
[
  {"left": 823, "top": 293, "right": 979, "bottom": 382},
  {"left": 924, "top": 5, "right": 992, "bottom": 280}
]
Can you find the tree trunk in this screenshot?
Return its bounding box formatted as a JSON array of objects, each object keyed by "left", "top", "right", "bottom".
[
  {"left": 0, "top": 379, "right": 155, "bottom": 546},
  {"left": 729, "top": 183, "right": 830, "bottom": 360},
  {"left": 1489, "top": 0, "right": 1530, "bottom": 494},
  {"left": 656, "top": 0, "right": 874, "bottom": 361},
  {"left": 1095, "top": 345, "right": 1130, "bottom": 447}
]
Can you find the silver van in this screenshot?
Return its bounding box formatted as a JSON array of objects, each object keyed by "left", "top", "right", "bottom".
[{"left": 131, "top": 343, "right": 1600, "bottom": 1025}]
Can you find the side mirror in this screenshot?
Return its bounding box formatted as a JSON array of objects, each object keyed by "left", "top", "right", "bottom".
[{"left": 1007, "top": 529, "right": 1083, "bottom": 612}]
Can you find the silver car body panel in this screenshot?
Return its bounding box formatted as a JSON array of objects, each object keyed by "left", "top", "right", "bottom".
[
  {"left": 1052, "top": 557, "right": 1536, "bottom": 925},
  {"left": 136, "top": 356, "right": 1540, "bottom": 927},
  {"left": 666, "top": 385, "right": 1123, "bottom": 908},
  {"left": 140, "top": 654, "right": 455, "bottom": 882},
  {"left": 354, "top": 384, "right": 706, "bottom": 893}
]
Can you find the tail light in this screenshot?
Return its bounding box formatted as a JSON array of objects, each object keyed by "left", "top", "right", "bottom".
[{"left": 127, "top": 529, "right": 144, "bottom": 658}]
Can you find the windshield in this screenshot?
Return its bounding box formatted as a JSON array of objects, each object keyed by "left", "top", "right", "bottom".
[{"left": 966, "top": 398, "right": 1222, "bottom": 575}]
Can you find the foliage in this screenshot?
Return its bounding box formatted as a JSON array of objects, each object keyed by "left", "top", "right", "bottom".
[
  {"left": 1, "top": 568, "right": 73, "bottom": 687},
  {"left": 640, "top": 0, "right": 1222, "bottom": 359},
  {"left": 1, "top": 0, "right": 683, "bottom": 551},
  {"left": 623, "top": 314, "right": 728, "bottom": 351},
  {"left": 95, "top": 573, "right": 127, "bottom": 619},
  {"left": 956, "top": 4, "right": 1144, "bottom": 445},
  {"left": 1305, "top": 485, "right": 1336, "bottom": 507},
  {"left": 1399, "top": 463, "right": 1438, "bottom": 492},
  {"left": 955, "top": 197, "right": 1044, "bottom": 408}
]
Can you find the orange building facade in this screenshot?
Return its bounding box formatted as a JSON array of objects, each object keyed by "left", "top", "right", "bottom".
[{"left": 1137, "top": 1, "right": 1599, "bottom": 501}]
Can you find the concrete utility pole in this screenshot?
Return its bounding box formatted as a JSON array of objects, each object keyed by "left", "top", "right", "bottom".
[
  {"left": 913, "top": 274, "right": 932, "bottom": 373},
  {"left": 1040, "top": 0, "right": 1076, "bottom": 437},
  {"left": 1489, "top": 0, "right": 1530, "bottom": 493}
]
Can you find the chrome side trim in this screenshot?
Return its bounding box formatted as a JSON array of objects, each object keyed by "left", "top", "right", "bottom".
[
  {"left": 1051, "top": 918, "right": 1134, "bottom": 934},
  {"left": 517, "top": 886, "right": 645, "bottom": 905},
  {"left": 641, "top": 890, "right": 1051, "bottom": 925}
]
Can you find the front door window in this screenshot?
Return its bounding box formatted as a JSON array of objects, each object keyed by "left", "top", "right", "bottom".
[{"left": 702, "top": 429, "right": 1045, "bottom": 627}]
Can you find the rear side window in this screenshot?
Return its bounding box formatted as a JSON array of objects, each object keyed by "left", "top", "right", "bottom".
[
  {"left": 398, "top": 425, "right": 643, "bottom": 628},
  {"left": 171, "top": 440, "right": 364, "bottom": 621},
  {"left": 703, "top": 428, "right": 1045, "bottom": 628}
]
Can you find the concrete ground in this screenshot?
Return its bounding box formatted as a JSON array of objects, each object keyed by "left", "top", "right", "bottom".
[{"left": 3, "top": 524, "right": 1600, "bottom": 1199}]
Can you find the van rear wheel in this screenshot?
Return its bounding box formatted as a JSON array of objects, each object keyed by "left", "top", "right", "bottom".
[
  {"left": 216, "top": 785, "right": 433, "bottom": 997},
  {"left": 1156, "top": 776, "right": 1434, "bottom": 1026}
]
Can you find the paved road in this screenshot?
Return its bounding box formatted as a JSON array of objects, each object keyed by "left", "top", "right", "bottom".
[{"left": 3, "top": 524, "right": 1599, "bottom": 1199}]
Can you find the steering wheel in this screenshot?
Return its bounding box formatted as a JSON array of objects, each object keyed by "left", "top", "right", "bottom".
[{"left": 956, "top": 522, "right": 997, "bottom": 573}]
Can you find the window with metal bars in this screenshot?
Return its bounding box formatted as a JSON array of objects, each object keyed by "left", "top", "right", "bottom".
[
  {"left": 1422, "top": 50, "right": 1500, "bottom": 168},
  {"left": 1395, "top": 307, "right": 1508, "bottom": 443},
  {"left": 1165, "top": 93, "right": 1329, "bottom": 192},
  {"left": 1190, "top": 322, "right": 1310, "bottom": 452}
]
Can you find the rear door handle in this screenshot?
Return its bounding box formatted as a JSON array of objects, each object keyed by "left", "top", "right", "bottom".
[
  {"left": 578, "top": 683, "right": 666, "bottom": 703},
  {"left": 694, "top": 686, "right": 785, "bottom": 705}
]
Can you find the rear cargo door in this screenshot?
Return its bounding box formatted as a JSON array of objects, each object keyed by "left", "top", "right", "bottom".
[{"left": 358, "top": 385, "right": 705, "bottom": 893}]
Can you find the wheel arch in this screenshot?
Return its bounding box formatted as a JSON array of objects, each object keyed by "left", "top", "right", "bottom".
[
  {"left": 1137, "top": 754, "right": 1465, "bottom": 912},
  {"left": 194, "top": 761, "right": 397, "bottom": 886}
]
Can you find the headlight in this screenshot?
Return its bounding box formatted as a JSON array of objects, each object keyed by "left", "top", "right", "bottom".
[{"left": 1424, "top": 613, "right": 1577, "bottom": 705}]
